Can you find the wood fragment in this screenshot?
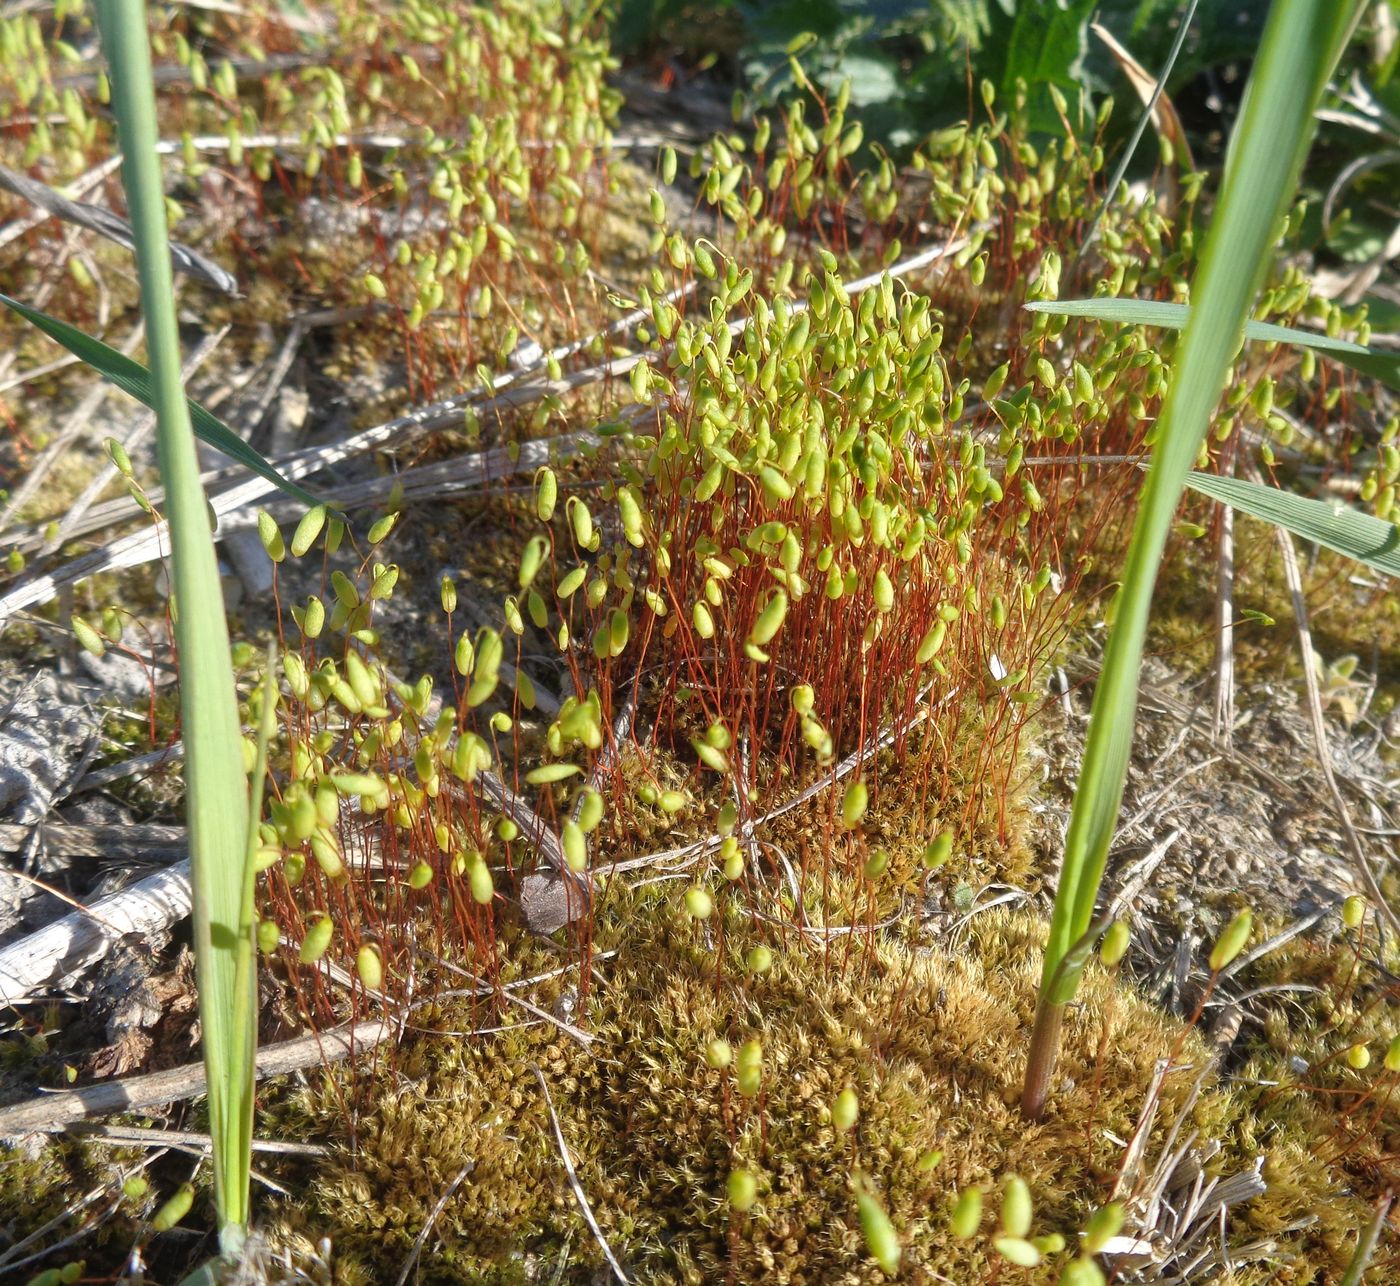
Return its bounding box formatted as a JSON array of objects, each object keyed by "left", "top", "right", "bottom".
[
  {"left": 0, "top": 859, "right": 192, "bottom": 1004},
  {"left": 0, "top": 821, "right": 185, "bottom": 858},
  {"left": 0, "top": 1018, "right": 389, "bottom": 1137}
]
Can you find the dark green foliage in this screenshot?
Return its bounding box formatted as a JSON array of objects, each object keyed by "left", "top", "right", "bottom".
[{"left": 613, "top": 0, "right": 1270, "bottom": 151}]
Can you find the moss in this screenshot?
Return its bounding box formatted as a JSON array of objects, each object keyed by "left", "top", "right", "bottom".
[{"left": 257, "top": 885, "right": 1365, "bottom": 1284}]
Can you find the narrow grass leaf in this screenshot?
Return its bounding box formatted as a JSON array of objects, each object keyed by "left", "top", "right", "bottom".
[
  {"left": 1025, "top": 0, "right": 1362, "bottom": 1120},
  {"left": 1026, "top": 298, "right": 1399, "bottom": 390},
  {"left": 94, "top": 0, "right": 254, "bottom": 1252},
  {"left": 0, "top": 291, "right": 328, "bottom": 509},
  {"left": 1185, "top": 472, "right": 1400, "bottom": 578}
]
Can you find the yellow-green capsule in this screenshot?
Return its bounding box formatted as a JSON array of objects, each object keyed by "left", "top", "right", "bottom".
[
  {"left": 568, "top": 497, "right": 595, "bottom": 550},
  {"left": 577, "top": 789, "right": 605, "bottom": 833},
  {"left": 984, "top": 362, "right": 1010, "bottom": 402},
  {"left": 922, "top": 829, "right": 953, "bottom": 869},
  {"left": 694, "top": 739, "right": 729, "bottom": 773},
  {"left": 1385, "top": 1034, "right": 1400, "bottom": 1073},
  {"left": 356, "top": 944, "right": 384, "bottom": 990},
  {"left": 557, "top": 565, "right": 587, "bottom": 599},
  {"left": 298, "top": 914, "right": 333, "bottom": 964},
  {"left": 685, "top": 886, "right": 714, "bottom": 919},
  {"left": 1082, "top": 1201, "right": 1125, "bottom": 1254},
  {"left": 256, "top": 919, "right": 281, "bottom": 954},
  {"left": 841, "top": 780, "right": 868, "bottom": 830},
  {"left": 609, "top": 608, "right": 630, "bottom": 656},
  {"left": 1000, "top": 1175, "right": 1032, "bottom": 1238},
  {"left": 71, "top": 615, "right": 105, "bottom": 657},
  {"left": 1343, "top": 894, "right": 1366, "bottom": 930},
  {"left": 151, "top": 1183, "right": 195, "bottom": 1231},
  {"left": 257, "top": 510, "right": 285, "bottom": 562},
  {"left": 736, "top": 1038, "right": 762, "bottom": 1095},
  {"left": 618, "top": 486, "right": 645, "bottom": 546},
  {"left": 519, "top": 535, "right": 547, "bottom": 589},
  {"left": 707, "top": 1038, "right": 733, "bottom": 1068},
  {"left": 872, "top": 568, "right": 894, "bottom": 613},
  {"left": 951, "top": 1186, "right": 983, "bottom": 1238},
  {"left": 1101, "top": 920, "right": 1130, "bottom": 968},
  {"left": 535, "top": 467, "right": 558, "bottom": 521},
  {"left": 454, "top": 632, "right": 474, "bottom": 677},
  {"left": 526, "top": 762, "right": 583, "bottom": 786},
  {"left": 469, "top": 857, "right": 494, "bottom": 905},
  {"left": 728, "top": 1167, "right": 758, "bottom": 1212},
  {"left": 301, "top": 595, "right": 325, "bottom": 639},
  {"left": 994, "top": 1237, "right": 1041, "bottom": 1268},
  {"left": 290, "top": 505, "right": 327, "bottom": 558},
  {"left": 562, "top": 820, "right": 588, "bottom": 871},
  {"left": 916, "top": 620, "right": 947, "bottom": 664},
  {"left": 832, "top": 1087, "right": 859, "bottom": 1131},
  {"left": 1059, "top": 1258, "right": 1108, "bottom": 1286},
  {"left": 746, "top": 945, "right": 773, "bottom": 975},
  {"left": 309, "top": 830, "right": 344, "bottom": 880},
  {"left": 853, "top": 1175, "right": 901, "bottom": 1276},
  {"left": 1208, "top": 908, "right": 1252, "bottom": 972},
  {"left": 748, "top": 589, "right": 788, "bottom": 647}
]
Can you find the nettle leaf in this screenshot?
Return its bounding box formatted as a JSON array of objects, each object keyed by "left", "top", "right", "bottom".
[
  {"left": 1026, "top": 297, "right": 1400, "bottom": 390},
  {"left": 1185, "top": 471, "right": 1400, "bottom": 580},
  {"left": 1, "top": 291, "right": 327, "bottom": 510}
]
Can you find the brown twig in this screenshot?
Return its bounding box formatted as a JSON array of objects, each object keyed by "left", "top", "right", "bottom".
[{"left": 0, "top": 1018, "right": 390, "bottom": 1136}]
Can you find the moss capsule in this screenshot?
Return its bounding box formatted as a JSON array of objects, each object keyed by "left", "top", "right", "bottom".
[
  {"left": 290, "top": 505, "right": 327, "bottom": 558},
  {"left": 1208, "top": 908, "right": 1252, "bottom": 972},
  {"left": 469, "top": 857, "right": 494, "bottom": 905},
  {"left": 1101, "top": 920, "right": 1130, "bottom": 967},
  {"left": 841, "top": 779, "right": 868, "bottom": 830},
  {"left": 1001, "top": 1175, "right": 1032, "bottom": 1238},
  {"left": 151, "top": 1183, "right": 195, "bottom": 1232},
  {"left": 951, "top": 1186, "right": 982, "bottom": 1238},
  {"left": 728, "top": 1167, "right": 757, "bottom": 1212},
  {"left": 736, "top": 1038, "right": 762, "bottom": 1095},
  {"left": 298, "top": 914, "right": 333, "bottom": 964},
  {"left": 1082, "top": 1201, "right": 1124, "bottom": 1254},
  {"left": 853, "top": 1175, "right": 900, "bottom": 1276},
  {"left": 356, "top": 944, "right": 383, "bottom": 990}
]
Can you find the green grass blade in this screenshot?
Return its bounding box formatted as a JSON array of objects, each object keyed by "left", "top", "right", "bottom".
[
  {"left": 1041, "top": 0, "right": 1361, "bottom": 1008},
  {"left": 1025, "top": 297, "right": 1399, "bottom": 390},
  {"left": 1185, "top": 472, "right": 1400, "bottom": 577},
  {"left": 226, "top": 650, "right": 279, "bottom": 1231},
  {"left": 0, "top": 290, "right": 328, "bottom": 509},
  {"left": 94, "top": 0, "right": 253, "bottom": 1252}
]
